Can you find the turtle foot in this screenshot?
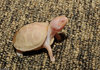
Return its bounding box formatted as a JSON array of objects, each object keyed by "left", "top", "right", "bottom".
[
  {"left": 16, "top": 52, "right": 23, "bottom": 56},
  {"left": 16, "top": 50, "right": 23, "bottom": 56},
  {"left": 50, "top": 56, "right": 55, "bottom": 62}
]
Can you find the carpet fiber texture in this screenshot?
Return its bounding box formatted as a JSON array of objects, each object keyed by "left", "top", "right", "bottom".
[{"left": 0, "top": 0, "right": 100, "bottom": 70}]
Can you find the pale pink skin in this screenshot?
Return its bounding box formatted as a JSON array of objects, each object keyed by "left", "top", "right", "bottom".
[
  {"left": 16, "top": 15, "right": 68, "bottom": 62},
  {"left": 43, "top": 15, "right": 68, "bottom": 62}
]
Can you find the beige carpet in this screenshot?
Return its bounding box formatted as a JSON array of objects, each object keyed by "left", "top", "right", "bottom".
[{"left": 0, "top": 0, "right": 100, "bottom": 70}]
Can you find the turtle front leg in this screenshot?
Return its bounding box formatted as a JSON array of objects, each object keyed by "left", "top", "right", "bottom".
[
  {"left": 55, "top": 33, "right": 61, "bottom": 41},
  {"left": 44, "top": 44, "right": 55, "bottom": 62}
]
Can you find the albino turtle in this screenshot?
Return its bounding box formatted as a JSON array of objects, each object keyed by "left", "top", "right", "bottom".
[{"left": 13, "top": 15, "right": 68, "bottom": 62}]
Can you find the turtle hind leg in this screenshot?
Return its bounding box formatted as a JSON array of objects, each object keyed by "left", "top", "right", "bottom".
[{"left": 16, "top": 50, "right": 23, "bottom": 56}]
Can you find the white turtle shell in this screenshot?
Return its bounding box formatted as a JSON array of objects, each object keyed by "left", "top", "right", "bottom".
[{"left": 13, "top": 22, "right": 49, "bottom": 51}]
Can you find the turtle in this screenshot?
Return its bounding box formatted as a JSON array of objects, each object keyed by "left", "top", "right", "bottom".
[{"left": 13, "top": 15, "right": 68, "bottom": 62}]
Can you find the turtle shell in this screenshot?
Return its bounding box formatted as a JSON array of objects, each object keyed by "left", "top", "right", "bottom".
[{"left": 13, "top": 22, "right": 49, "bottom": 51}]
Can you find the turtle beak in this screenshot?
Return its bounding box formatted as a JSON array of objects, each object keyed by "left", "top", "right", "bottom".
[{"left": 58, "top": 16, "right": 68, "bottom": 30}]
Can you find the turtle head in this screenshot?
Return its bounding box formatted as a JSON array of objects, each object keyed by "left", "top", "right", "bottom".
[{"left": 50, "top": 15, "right": 68, "bottom": 32}]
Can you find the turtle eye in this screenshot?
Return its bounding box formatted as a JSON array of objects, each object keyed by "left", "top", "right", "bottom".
[
  {"left": 60, "top": 18, "right": 67, "bottom": 24},
  {"left": 61, "top": 19, "right": 65, "bottom": 23}
]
